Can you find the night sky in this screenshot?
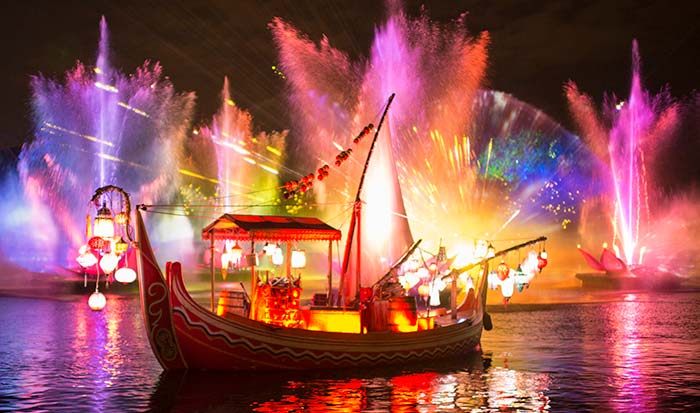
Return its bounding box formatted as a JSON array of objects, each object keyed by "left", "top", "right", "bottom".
[{"left": 1, "top": 0, "right": 698, "bottom": 185}]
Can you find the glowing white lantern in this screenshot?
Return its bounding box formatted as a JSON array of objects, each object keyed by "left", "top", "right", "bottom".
[
  {"left": 430, "top": 277, "right": 447, "bottom": 306},
  {"left": 221, "top": 252, "right": 231, "bottom": 270},
  {"left": 88, "top": 291, "right": 106, "bottom": 311},
  {"left": 474, "top": 240, "right": 488, "bottom": 259},
  {"left": 272, "top": 247, "right": 284, "bottom": 266},
  {"left": 93, "top": 203, "right": 115, "bottom": 239},
  {"left": 99, "top": 253, "right": 119, "bottom": 274},
  {"left": 114, "top": 267, "right": 136, "bottom": 284},
  {"left": 405, "top": 272, "right": 420, "bottom": 289},
  {"left": 487, "top": 271, "right": 501, "bottom": 290},
  {"left": 263, "top": 243, "right": 278, "bottom": 255},
  {"left": 291, "top": 250, "right": 306, "bottom": 269},
  {"left": 78, "top": 244, "right": 89, "bottom": 255},
  {"left": 500, "top": 273, "right": 515, "bottom": 298},
  {"left": 76, "top": 252, "right": 98, "bottom": 268},
  {"left": 464, "top": 275, "right": 475, "bottom": 291}
]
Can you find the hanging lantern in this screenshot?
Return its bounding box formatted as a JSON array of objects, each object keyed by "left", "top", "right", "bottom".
[
  {"left": 291, "top": 249, "right": 306, "bottom": 269},
  {"left": 114, "top": 267, "right": 136, "bottom": 284},
  {"left": 496, "top": 261, "right": 509, "bottom": 281},
  {"left": 114, "top": 211, "right": 129, "bottom": 225},
  {"left": 417, "top": 284, "right": 430, "bottom": 300},
  {"left": 272, "top": 247, "right": 284, "bottom": 266},
  {"left": 93, "top": 202, "right": 115, "bottom": 239},
  {"left": 88, "top": 236, "right": 106, "bottom": 250},
  {"left": 88, "top": 291, "right": 106, "bottom": 311},
  {"left": 76, "top": 252, "right": 98, "bottom": 268},
  {"left": 488, "top": 271, "right": 500, "bottom": 290},
  {"left": 114, "top": 237, "right": 128, "bottom": 255},
  {"left": 514, "top": 272, "right": 530, "bottom": 292},
  {"left": 537, "top": 252, "right": 548, "bottom": 272},
  {"left": 500, "top": 275, "right": 515, "bottom": 299},
  {"left": 230, "top": 242, "right": 243, "bottom": 265},
  {"left": 99, "top": 252, "right": 119, "bottom": 274},
  {"left": 221, "top": 251, "right": 231, "bottom": 270}
]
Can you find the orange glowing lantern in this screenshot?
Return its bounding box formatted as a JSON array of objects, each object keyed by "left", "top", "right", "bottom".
[
  {"left": 496, "top": 261, "right": 509, "bottom": 281},
  {"left": 537, "top": 254, "right": 548, "bottom": 272},
  {"left": 114, "top": 211, "right": 128, "bottom": 225},
  {"left": 88, "top": 236, "right": 106, "bottom": 250},
  {"left": 114, "top": 237, "right": 128, "bottom": 255},
  {"left": 230, "top": 242, "right": 243, "bottom": 264}
]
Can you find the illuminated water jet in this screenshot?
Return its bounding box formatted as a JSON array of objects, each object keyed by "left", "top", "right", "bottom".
[
  {"left": 10, "top": 17, "right": 195, "bottom": 271},
  {"left": 566, "top": 40, "right": 682, "bottom": 274},
  {"left": 197, "top": 77, "right": 288, "bottom": 214}
]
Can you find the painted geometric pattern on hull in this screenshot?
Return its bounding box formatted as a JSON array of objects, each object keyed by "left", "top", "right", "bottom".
[
  {"left": 169, "top": 280, "right": 481, "bottom": 371},
  {"left": 172, "top": 307, "right": 481, "bottom": 370}
]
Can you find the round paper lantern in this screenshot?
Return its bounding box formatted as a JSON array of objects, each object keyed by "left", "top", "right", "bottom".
[
  {"left": 114, "top": 267, "right": 137, "bottom": 284},
  {"left": 76, "top": 252, "right": 98, "bottom": 268},
  {"left": 88, "top": 291, "right": 106, "bottom": 311},
  {"left": 99, "top": 253, "right": 119, "bottom": 274},
  {"left": 88, "top": 236, "right": 106, "bottom": 250}
]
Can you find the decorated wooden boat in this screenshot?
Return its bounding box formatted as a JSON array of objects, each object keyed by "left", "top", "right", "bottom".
[
  {"left": 135, "top": 207, "right": 484, "bottom": 370},
  {"left": 83, "top": 94, "right": 547, "bottom": 371}
]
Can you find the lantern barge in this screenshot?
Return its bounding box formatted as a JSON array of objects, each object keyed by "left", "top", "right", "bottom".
[
  {"left": 85, "top": 94, "right": 548, "bottom": 371},
  {"left": 132, "top": 207, "right": 545, "bottom": 371}
]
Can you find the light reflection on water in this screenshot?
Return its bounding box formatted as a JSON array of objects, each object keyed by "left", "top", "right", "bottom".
[{"left": 0, "top": 291, "right": 698, "bottom": 412}]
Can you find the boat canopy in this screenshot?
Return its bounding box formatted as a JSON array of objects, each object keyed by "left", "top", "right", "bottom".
[{"left": 201, "top": 214, "right": 341, "bottom": 242}]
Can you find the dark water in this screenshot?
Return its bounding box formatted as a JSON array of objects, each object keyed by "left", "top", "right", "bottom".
[{"left": 1, "top": 291, "right": 698, "bottom": 412}]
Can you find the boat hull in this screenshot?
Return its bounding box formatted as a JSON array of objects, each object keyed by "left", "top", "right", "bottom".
[{"left": 136, "top": 211, "right": 483, "bottom": 371}]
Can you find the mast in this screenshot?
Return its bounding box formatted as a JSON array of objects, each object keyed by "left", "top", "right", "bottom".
[{"left": 339, "top": 93, "right": 396, "bottom": 305}]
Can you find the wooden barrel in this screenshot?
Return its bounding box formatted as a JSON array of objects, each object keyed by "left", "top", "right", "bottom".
[
  {"left": 217, "top": 289, "right": 250, "bottom": 318},
  {"left": 368, "top": 300, "right": 388, "bottom": 331},
  {"left": 387, "top": 296, "right": 417, "bottom": 332}
]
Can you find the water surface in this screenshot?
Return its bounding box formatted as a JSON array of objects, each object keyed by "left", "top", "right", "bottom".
[{"left": 0, "top": 290, "right": 698, "bottom": 412}]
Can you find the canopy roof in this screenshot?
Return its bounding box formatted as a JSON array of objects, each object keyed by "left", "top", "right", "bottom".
[{"left": 201, "top": 214, "right": 341, "bottom": 242}]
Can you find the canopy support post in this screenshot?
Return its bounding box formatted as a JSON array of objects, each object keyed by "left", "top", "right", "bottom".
[
  {"left": 250, "top": 239, "right": 256, "bottom": 304},
  {"left": 327, "top": 240, "right": 332, "bottom": 305},
  {"left": 209, "top": 230, "right": 215, "bottom": 313},
  {"left": 285, "top": 242, "right": 292, "bottom": 279}
]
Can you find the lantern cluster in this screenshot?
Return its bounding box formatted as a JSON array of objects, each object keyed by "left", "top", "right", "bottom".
[
  {"left": 78, "top": 186, "right": 136, "bottom": 311},
  {"left": 487, "top": 245, "right": 550, "bottom": 307},
  {"left": 282, "top": 123, "right": 374, "bottom": 200}
]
